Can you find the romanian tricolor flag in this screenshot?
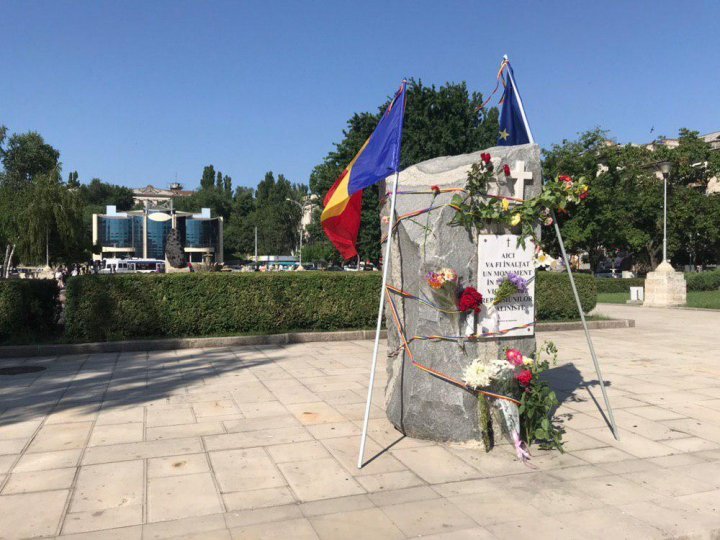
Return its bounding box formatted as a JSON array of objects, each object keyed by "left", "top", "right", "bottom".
[{"left": 321, "top": 82, "right": 407, "bottom": 260}]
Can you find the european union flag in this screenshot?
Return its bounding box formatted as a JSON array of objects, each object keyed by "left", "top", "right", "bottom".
[{"left": 497, "top": 65, "right": 530, "bottom": 146}]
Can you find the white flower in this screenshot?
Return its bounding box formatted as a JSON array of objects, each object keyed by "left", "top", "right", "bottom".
[
  {"left": 533, "top": 249, "right": 550, "bottom": 268},
  {"left": 463, "top": 358, "right": 512, "bottom": 389}
]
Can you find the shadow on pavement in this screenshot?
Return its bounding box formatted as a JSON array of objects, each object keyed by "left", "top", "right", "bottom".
[{"left": 0, "top": 348, "right": 274, "bottom": 426}]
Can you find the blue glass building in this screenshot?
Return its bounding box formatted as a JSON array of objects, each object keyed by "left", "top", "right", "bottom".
[{"left": 93, "top": 205, "right": 223, "bottom": 263}]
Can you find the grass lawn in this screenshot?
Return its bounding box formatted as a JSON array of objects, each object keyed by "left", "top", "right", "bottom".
[{"left": 598, "top": 290, "right": 720, "bottom": 309}]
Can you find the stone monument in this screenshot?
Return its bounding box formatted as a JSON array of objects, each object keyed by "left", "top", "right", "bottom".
[
  {"left": 165, "top": 229, "right": 189, "bottom": 273},
  {"left": 383, "top": 143, "right": 543, "bottom": 441},
  {"left": 643, "top": 260, "right": 687, "bottom": 307}
]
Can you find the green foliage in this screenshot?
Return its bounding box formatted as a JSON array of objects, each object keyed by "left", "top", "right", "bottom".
[
  {"left": 178, "top": 168, "right": 304, "bottom": 260},
  {"left": 685, "top": 270, "right": 720, "bottom": 291},
  {"left": 63, "top": 271, "right": 596, "bottom": 343},
  {"left": 78, "top": 178, "right": 134, "bottom": 211},
  {"left": 594, "top": 277, "right": 646, "bottom": 293},
  {"left": 0, "top": 128, "right": 87, "bottom": 264},
  {"left": 451, "top": 158, "right": 588, "bottom": 248},
  {"left": 595, "top": 271, "right": 720, "bottom": 294},
  {"left": 65, "top": 273, "right": 382, "bottom": 342},
  {"left": 535, "top": 272, "right": 596, "bottom": 320},
  {"left": 1, "top": 131, "right": 60, "bottom": 186},
  {"left": 518, "top": 341, "right": 564, "bottom": 451},
  {"left": 300, "top": 242, "right": 342, "bottom": 266},
  {"left": 542, "top": 128, "right": 720, "bottom": 271},
  {"left": 67, "top": 171, "right": 80, "bottom": 188},
  {"left": 308, "top": 80, "right": 499, "bottom": 263},
  {"left": 0, "top": 280, "right": 58, "bottom": 344}
]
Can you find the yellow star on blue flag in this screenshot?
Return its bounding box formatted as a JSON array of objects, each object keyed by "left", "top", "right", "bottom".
[{"left": 498, "top": 66, "right": 530, "bottom": 146}]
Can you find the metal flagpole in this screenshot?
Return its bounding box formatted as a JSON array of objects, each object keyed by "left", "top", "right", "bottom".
[
  {"left": 358, "top": 169, "right": 401, "bottom": 468},
  {"left": 504, "top": 55, "right": 619, "bottom": 440},
  {"left": 551, "top": 212, "right": 618, "bottom": 439}
]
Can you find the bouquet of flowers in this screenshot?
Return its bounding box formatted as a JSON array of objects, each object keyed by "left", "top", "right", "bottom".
[
  {"left": 503, "top": 344, "right": 563, "bottom": 453},
  {"left": 462, "top": 357, "right": 513, "bottom": 452},
  {"left": 425, "top": 268, "right": 459, "bottom": 310},
  {"left": 424, "top": 267, "right": 461, "bottom": 338},
  {"left": 492, "top": 272, "right": 528, "bottom": 305}
]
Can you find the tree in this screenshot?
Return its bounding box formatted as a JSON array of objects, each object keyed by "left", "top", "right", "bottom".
[
  {"left": 307, "top": 79, "right": 499, "bottom": 263},
  {"left": 67, "top": 170, "right": 79, "bottom": 188},
  {"left": 7, "top": 170, "right": 85, "bottom": 264},
  {"left": 0, "top": 129, "right": 85, "bottom": 265},
  {"left": 542, "top": 128, "right": 720, "bottom": 271},
  {"left": 249, "top": 172, "right": 302, "bottom": 256},
  {"left": 1, "top": 131, "right": 60, "bottom": 187},
  {"left": 200, "top": 165, "right": 216, "bottom": 191},
  {"left": 78, "top": 178, "right": 134, "bottom": 210},
  {"left": 223, "top": 186, "right": 256, "bottom": 258}
]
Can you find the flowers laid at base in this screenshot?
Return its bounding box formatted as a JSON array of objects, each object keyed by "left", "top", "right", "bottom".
[{"left": 461, "top": 341, "right": 564, "bottom": 459}]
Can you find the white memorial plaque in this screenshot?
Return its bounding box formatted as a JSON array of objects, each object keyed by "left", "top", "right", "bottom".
[{"left": 476, "top": 234, "right": 535, "bottom": 338}]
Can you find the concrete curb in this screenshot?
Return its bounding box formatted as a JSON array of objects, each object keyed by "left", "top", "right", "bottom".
[
  {"left": 536, "top": 318, "right": 635, "bottom": 332},
  {"left": 0, "top": 319, "right": 635, "bottom": 358}
]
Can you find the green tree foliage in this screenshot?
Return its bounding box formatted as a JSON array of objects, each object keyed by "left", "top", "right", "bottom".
[
  {"left": 16, "top": 171, "right": 85, "bottom": 263},
  {"left": 248, "top": 172, "right": 303, "bottom": 256},
  {"left": 542, "top": 128, "right": 720, "bottom": 271},
  {"left": 307, "top": 79, "right": 499, "bottom": 263},
  {"left": 1, "top": 131, "right": 60, "bottom": 186},
  {"left": 200, "top": 165, "right": 216, "bottom": 190},
  {"left": 78, "top": 178, "right": 135, "bottom": 210},
  {"left": 67, "top": 170, "right": 80, "bottom": 188},
  {"left": 0, "top": 128, "right": 85, "bottom": 265}
]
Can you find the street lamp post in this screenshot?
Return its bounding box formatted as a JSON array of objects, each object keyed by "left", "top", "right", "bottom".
[
  {"left": 286, "top": 198, "right": 305, "bottom": 268},
  {"left": 657, "top": 161, "right": 673, "bottom": 263},
  {"left": 643, "top": 159, "right": 685, "bottom": 307}
]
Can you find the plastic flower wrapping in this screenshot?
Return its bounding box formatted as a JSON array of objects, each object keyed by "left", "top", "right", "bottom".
[{"left": 422, "top": 266, "right": 461, "bottom": 337}]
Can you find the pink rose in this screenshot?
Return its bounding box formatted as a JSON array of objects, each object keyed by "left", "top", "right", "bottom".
[{"left": 505, "top": 348, "right": 524, "bottom": 367}]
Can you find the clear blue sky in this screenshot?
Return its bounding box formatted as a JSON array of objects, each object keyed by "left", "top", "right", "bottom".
[{"left": 2, "top": 1, "right": 718, "bottom": 190}]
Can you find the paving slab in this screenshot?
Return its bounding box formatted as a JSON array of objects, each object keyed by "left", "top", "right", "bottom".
[{"left": 0, "top": 304, "right": 719, "bottom": 538}]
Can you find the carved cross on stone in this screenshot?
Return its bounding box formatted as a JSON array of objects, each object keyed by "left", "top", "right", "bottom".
[{"left": 506, "top": 160, "right": 534, "bottom": 199}]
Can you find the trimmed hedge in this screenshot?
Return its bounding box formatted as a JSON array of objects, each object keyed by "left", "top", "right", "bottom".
[
  {"left": 595, "top": 269, "right": 720, "bottom": 294},
  {"left": 0, "top": 279, "right": 58, "bottom": 344},
  {"left": 535, "top": 272, "right": 596, "bottom": 321},
  {"left": 65, "top": 273, "right": 382, "bottom": 342},
  {"left": 685, "top": 270, "right": 720, "bottom": 291},
  {"left": 595, "top": 277, "right": 646, "bottom": 294},
  {"left": 65, "top": 271, "right": 597, "bottom": 342}
]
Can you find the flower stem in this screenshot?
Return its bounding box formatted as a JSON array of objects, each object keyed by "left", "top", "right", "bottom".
[{"left": 477, "top": 395, "right": 494, "bottom": 452}]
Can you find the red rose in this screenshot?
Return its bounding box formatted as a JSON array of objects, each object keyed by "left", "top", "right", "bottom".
[
  {"left": 515, "top": 369, "right": 533, "bottom": 387},
  {"left": 480, "top": 153, "right": 491, "bottom": 164},
  {"left": 559, "top": 175, "right": 572, "bottom": 183},
  {"left": 458, "top": 287, "right": 483, "bottom": 313},
  {"left": 430, "top": 185, "right": 441, "bottom": 193},
  {"left": 503, "top": 164, "right": 511, "bottom": 176},
  {"left": 579, "top": 191, "right": 589, "bottom": 200}
]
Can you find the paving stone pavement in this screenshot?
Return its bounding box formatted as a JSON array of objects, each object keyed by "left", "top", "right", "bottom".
[{"left": 1, "top": 304, "right": 719, "bottom": 539}]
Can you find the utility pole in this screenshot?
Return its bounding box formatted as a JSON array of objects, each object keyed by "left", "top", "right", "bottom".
[{"left": 254, "top": 226, "right": 258, "bottom": 270}]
